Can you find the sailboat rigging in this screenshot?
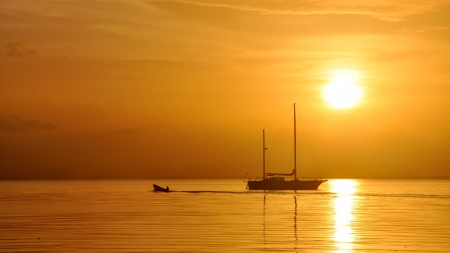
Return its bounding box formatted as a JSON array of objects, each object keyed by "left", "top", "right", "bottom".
[{"left": 247, "top": 103, "right": 327, "bottom": 190}]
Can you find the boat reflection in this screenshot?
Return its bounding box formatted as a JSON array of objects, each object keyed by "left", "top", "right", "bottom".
[
  {"left": 262, "top": 194, "right": 298, "bottom": 251},
  {"left": 294, "top": 195, "right": 298, "bottom": 251},
  {"left": 330, "top": 180, "right": 357, "bottom": 253},
  {"left": 263, "top": 194, "right": 266, "bottom": 249}
]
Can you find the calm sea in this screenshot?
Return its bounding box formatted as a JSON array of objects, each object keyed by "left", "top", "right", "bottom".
[{"left": 0, "top": 179, "right": 449, "bottom": 252}]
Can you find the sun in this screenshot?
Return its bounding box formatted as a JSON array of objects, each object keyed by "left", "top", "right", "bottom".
[{"left": 322, "top": 70, "right": 363, "bottom": 109}]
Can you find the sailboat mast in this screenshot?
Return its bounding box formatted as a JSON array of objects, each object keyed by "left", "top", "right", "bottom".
[
  {"left": 293, "top": 103, "right": 297, "bottom": 180},
  {"left": 263, "top": 129, "right": 266, "bottom": 179}
]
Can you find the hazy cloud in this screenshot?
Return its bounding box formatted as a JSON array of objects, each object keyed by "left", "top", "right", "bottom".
[
  {"left": 0, "top": 115, "right": 56, "bottom": 132},
  {"left": 5, "top": 42, "right": 37, "bottom": 57},
  {"left": 396, "top": 25, "right": 449, "bottom": 33},
  {"left": 145, "top": 0, "right": 446, "bottom": 21}
]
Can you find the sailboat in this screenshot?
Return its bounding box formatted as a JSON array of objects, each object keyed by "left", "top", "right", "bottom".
[{"left": 247, "top": 103, "right": 327, "bottom": 190}]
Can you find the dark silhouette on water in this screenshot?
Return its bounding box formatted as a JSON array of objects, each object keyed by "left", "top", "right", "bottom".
[
  {"left": 247, "top": 103, "right": 327, "bottom": 190},
  {"left": 294, "top": 195, "right": 297, "bottom": 251},
  {"left": 153, "top": 184, "right": 169, "bottom": 192},
  {"left": 262, "top": 195, "right": 298, "bottom": 250}
]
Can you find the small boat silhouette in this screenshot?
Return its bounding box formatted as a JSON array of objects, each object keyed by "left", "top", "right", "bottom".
[{"left": 153, "top": 184, "right": 169, "bottom": 192}]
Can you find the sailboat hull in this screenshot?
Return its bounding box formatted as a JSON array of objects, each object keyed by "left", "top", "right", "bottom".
[{"left": 247, "top": 179, "right": 327, "bottom": 190}]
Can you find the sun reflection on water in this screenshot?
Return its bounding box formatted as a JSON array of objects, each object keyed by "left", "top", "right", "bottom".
[{"left": 330, "top": 180, "right": 358, "bottom": 253}]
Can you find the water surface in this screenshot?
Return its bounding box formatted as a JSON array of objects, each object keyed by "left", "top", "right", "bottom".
[{"left": 0, "top": 179, "right": 449, "bottom": 252}]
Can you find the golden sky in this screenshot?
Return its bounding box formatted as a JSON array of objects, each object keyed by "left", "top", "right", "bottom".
[{"left": 1, "top": 0, "right": 449, "bottom": 179}]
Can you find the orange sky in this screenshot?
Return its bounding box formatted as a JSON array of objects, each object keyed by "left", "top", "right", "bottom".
[{"left": 1, "top": 0, "right": 449, "bottom": 179}]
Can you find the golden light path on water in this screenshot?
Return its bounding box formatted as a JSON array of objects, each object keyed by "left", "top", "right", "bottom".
[{"left": 330, "top": 179, "right": 358, "bottom": 253}]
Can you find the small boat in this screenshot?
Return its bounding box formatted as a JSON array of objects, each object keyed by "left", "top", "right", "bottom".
[
  {"left": 153, "top": 184, "right": 169, "bottom": 192},
  {"left": 247, "top": 103, "right": 327, "bottom": 190}
]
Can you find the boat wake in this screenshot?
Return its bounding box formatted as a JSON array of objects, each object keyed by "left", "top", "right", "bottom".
[
  {"left": 152, "top": 190, "right": 450, "bottom": 199},
  {"left": 154, "top": 190, "right": 329, "bottom": 195},
  {"left": 164, "top": 190, "right": 255, "bottom": 194}
]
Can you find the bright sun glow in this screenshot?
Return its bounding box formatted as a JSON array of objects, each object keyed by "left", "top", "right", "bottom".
[{"left": 323, "top": 70, "right": 363, "bottom": 109}]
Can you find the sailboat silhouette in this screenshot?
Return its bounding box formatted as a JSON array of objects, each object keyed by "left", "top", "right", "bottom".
[{"left": 248, "top": 103, "right": 327, "bottom": 190}]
